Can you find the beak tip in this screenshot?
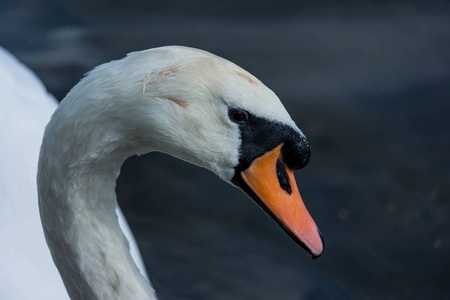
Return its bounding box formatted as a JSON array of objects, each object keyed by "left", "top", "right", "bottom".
[{"left": 311, "top": 229, "right": 325, "bottom": 260}]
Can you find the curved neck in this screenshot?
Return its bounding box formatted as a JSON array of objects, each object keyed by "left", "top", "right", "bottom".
[{"left": 38, "top": 129, "right": 156, "bottom": 300}]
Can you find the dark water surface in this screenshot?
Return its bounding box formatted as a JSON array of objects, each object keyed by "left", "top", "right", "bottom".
[{"left": 2, "top": 1, "right": 450, "bottom": 299}]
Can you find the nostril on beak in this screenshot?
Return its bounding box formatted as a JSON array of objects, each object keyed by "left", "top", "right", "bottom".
[
  {"left": 276, "top": 158, "right": 292, "bottom": 194},
  {"left": 282, "top": 137, "right": 311, "bottom": 170}
]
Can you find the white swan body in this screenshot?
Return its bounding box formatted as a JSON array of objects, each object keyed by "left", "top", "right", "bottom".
[
  {"left": 36, "top": 46, "right": 323, "bottom": 299},
  {"left": 0, "top": 47, "right": 148, "bottom": 299}
]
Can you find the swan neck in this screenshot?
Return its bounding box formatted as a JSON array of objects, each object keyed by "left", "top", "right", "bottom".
[{"left": 38, "top": 133, "right": 156, "bottom": 300}]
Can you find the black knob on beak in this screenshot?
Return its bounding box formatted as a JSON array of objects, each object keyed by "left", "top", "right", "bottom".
[{"left": 282, "top": 136, "right": 311, "bottom": 170}]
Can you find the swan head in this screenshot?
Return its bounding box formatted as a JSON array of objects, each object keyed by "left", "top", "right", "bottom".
[{"left": 60, "top": 46, "right": 323, "bottom": 257}]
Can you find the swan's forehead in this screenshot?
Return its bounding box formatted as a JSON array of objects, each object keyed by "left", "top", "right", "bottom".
[
  {"left": 219, "top": 72, "right": 294, "bottom": 127},
  {"left": 179, "top": 54, "right": 296, "bottom": 128}
]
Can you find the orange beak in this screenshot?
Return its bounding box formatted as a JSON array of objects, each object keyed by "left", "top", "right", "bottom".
[{"left": 239, "top": 144, "right": 323, "bottom": 258}]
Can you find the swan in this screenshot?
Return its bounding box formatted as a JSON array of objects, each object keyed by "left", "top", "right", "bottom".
[
  {"left": 0, "top": 47, "right": 148, "bottom": 299},
  {"left": 8, "top": 45, "right": 323, "bottom": 299}
]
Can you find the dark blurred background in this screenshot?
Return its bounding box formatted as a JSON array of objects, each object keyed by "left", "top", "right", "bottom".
[{"left": 2, "top": 1, "right": 449, "bottom": 299}]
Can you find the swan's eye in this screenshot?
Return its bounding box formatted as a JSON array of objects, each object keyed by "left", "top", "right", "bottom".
[{"left": 229, "top": 108, "right": 248, "bottom": 124}]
